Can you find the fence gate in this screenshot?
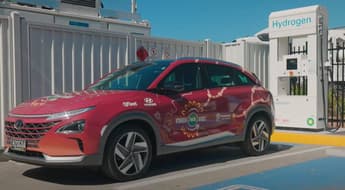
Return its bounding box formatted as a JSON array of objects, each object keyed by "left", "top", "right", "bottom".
[{"left": 328, "top": 42, "right": 345, "bottom": 128}]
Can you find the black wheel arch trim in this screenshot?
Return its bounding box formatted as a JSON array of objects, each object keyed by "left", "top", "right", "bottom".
[
  {"left": 244, "top": 104, "right": 275, "bottom": 137},
  {"left": 98, "top": 111, "right": 162, "bottom": 163}
]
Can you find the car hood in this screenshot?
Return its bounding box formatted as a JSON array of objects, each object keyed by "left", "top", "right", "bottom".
[{"left": 10, "top": 90, "right": 140, "bottom": 115}]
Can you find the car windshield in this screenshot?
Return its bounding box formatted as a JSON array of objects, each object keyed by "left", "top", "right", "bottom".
[{"left": 89, "top": 60, "right": 172, "bottom": 91}]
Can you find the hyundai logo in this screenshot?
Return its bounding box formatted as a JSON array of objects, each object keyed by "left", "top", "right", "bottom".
[
  {"left": 144, "top": 98, "right": 154, "bottom": 104},
  {"left": 14, "top": 120, "right": 24, "bottom": 129}
]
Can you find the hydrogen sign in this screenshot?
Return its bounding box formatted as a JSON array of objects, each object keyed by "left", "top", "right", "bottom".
[
  {"left": 272, "top": 17, "right": 312, "bottom": 29},
  {"left": 269, "top": 7, "right": 319, "bottom": 39}
]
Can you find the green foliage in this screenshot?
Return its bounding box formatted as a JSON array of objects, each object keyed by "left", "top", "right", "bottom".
[{"left": 328, "top": 88, "right": 345, "bottom": 117}]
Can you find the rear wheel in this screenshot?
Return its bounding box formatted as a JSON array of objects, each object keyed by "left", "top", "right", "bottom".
[
  {"left": 102, "top": 126, "right": 152, "bottom": 181},
  {"left": 241, "top": 115, "right": 271, "bottom": 156}
]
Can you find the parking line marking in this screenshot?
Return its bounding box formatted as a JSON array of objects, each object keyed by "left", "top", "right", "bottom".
[
  {"left": 272, "top": 131, "right": 345, "bottom": 147},
  {"left": 326, "top": 148, "right": 345, "bottom": 157},
  {"left": 8, "top": 160, "right": 31, "bottom": 166},
  {"left": 114, "top": 146, "right": 329, "bottom": 190}
]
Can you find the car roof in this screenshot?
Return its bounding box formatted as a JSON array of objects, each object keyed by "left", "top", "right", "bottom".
[
  {"left": 173, "top": 57, "right": 242, "bottom": 70},
  {"left": 135, "top": 57, "right": 250, "bottom": 80}
]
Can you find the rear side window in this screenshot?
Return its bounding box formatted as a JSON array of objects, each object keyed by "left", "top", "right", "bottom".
[
  {"left": 159, "top": 63, "right": 203, "bottom": 92},
  {"left": 204, "top": 64, "right": 254, "bottom": 88}
]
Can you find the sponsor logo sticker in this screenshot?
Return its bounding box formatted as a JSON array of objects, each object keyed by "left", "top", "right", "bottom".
[
  {"left": 144, "top": 98, "right": 157, "bottom": 107},
  {"left": 122, "top": 102, "right": 138, "bottom": 107}
]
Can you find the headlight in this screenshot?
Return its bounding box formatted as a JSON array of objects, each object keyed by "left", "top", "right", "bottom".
[
  {"left": 47, "top": 107, "right": 95, "bottom": 121},
  {"left": 56, "top": 120, "right": 86, "bottom": 134}
]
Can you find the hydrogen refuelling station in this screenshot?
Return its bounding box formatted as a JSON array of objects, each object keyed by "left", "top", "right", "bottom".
[
  {"left": 1, "top": 1, "right": 345, "bottom": 190},
  {"left": 269, "top": 6, "right": 328, "bottom": 130}
]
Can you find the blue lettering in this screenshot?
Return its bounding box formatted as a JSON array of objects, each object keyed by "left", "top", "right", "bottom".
[
  {"left": 272, "top": 20, "right": 280, "bottom": 28},
  {"left": 272, "top": 17, "right": 312, "bottom": 29},
  {"left": 306, "top": 17, "right": 312, "bottom": 24},
  {"left": 296, "top": 19, "right": 301, "bottom": 27}
]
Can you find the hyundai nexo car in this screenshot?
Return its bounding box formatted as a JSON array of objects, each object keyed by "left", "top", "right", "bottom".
[{"left": 4, "top": 58, "right": 274, "bottom": 181}]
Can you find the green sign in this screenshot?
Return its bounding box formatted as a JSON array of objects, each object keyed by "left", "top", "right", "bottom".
[
  {"left": 307, "top": 118, "right": 315, "bottom": 126},
  {"left": 188, "top": 112, "right": 199, "bottom": 128}
]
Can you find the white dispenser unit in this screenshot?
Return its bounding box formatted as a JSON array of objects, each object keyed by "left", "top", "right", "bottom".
[{"left": 269, "top": 5, "right": 328, "bottom": 130}]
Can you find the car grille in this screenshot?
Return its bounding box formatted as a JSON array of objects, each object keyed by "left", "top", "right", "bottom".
[{"left": 5, "top": 121, "right": 59, "bottom": 148}]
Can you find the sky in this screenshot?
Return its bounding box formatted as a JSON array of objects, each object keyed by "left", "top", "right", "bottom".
[{"left": 103, "top": 0, "right": 345, "bottom": 43}]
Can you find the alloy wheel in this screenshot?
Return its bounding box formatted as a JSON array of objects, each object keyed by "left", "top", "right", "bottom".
[
  {"left": 250, "top": 120, "right": 270, "bottom": 152},
  {"left": 114, "top": 131, "right": 149, "bottom": 176}
]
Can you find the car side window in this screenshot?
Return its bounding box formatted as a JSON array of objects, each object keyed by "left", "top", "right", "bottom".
[
  {"left": 159, "top": 63, "right": 203, "bottom": 92},
  {"left": 233, "top": 69, "right": 254, "bottom": 85},
  {"left": 205, "top": 64, "right": 254, "bottom": 88}
]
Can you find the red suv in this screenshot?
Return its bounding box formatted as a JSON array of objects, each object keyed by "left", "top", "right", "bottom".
[{"left": 4, "top": 58, "right": 274, "bottom": 181}]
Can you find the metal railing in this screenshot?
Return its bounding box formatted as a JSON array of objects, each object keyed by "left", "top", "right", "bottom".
[{"left": 328, "top": 42, "right": 345, "bottom": 127}]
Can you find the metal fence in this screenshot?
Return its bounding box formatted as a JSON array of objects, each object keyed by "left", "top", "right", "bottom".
[
  {"left": 0, "top": 14, "right": 223, "bottom": 147},
  {"left": 223, "top": 41, "right": 269, "bottom": 88},
  {"left": 0, "top": 17, "right": 9, "bottom": 148},
  {"left": 328, "top": 42, "right": 345, "bottom": 128},
  {"left": 133, "top": 36, "right": 205, "bottom": 62}
]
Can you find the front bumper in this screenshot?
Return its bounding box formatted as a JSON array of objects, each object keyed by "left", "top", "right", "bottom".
[{"left": 3, "top": 148, "right": 102, "bottom": 166}]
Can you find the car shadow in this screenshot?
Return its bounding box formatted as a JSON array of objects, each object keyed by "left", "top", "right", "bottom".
[
  {"left": 22, "top": 143, "right": 292, "bottom": 186},
  {"left": 0, "top": 152, "right": 9, "bottom": 162}
]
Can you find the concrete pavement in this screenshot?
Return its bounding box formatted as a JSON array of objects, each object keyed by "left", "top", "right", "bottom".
[
  {"left": 2, "top": 128, "right": 345, "bottom": 189},
  {"left": 0, "top": 149, "right": 8, "bottom": 162},
  {"left": 0, "top": 144, "right": 342, "bottom": 190}
]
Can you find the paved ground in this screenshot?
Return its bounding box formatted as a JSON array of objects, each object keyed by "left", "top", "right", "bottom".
[
  {"left": 0, "top": 150, "right": 8, "bottom": 162},
  {"left": 2, "top": 129, "right": 345, "bottom": 190},
  {"left": 1, "top": 143, "right": 344, "bottom": 190}
]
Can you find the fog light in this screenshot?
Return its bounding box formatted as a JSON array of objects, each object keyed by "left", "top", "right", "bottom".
[{"left": 56, "top": 120, "right": 86, "bottom": 134}]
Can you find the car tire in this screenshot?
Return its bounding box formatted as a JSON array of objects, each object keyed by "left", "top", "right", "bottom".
[
  {"left": 241, "top": 115, "right": 271, "bottom": 156},
  {"left": 102, "top": 125, "right": 153, "bottom": 181}
]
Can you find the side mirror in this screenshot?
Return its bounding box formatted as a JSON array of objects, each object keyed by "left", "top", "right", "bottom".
[{"left": 162, "top": 82, "right": 185, "bottom": 93}]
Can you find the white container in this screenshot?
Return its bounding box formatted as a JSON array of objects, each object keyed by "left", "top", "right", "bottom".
[{"left": 223, "top": 38, "right": 269, "bottom": 88}]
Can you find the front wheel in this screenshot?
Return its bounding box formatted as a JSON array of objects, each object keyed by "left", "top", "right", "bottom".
[
  {"left": 102, "top": 126, "right": 153, "bottom": 181},
  {"left": 241, "top": 116, "right": 271, "bottom": 156}
]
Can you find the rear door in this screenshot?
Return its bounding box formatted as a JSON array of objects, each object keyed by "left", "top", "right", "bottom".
[{"left": 203, "top": 63, "right": 255, "bottom": 136}]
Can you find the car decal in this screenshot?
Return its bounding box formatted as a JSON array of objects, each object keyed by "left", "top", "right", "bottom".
[
  {"left": 233, "top": 86, "right": 271, "bottom": 119},
  {"left": 216, "top": 113, "right": 232, "bottom": 122},
  {"left": 154, "top": 111, "right": 161, "bottom": 121},
  {"left": 122, "top": 101, "right": 138, "bottom": 107},
  {"left": 204, "top": 87, "right": 227, "bottom": 107},
  {"left": 144, "top": 97, "right": 157, "bottom": 107},
  {"left": 176, "top": 100, "right": 205, "bottom": 138},
  {"left": 166, "top": 131, "right": 234, "bottom": 147}
]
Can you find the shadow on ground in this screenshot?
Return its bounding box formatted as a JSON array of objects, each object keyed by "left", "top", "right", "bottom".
[
  {"left": 0, "top": 151, "right": 9, "bottom": 162},
  {"left": 22, "top": 144, "right": 292, "bottom": 186}
]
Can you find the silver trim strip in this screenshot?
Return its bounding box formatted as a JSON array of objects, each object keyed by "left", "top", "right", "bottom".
[
  {"left": 43, "top": 155, "right": 84, "bottom": 163},
  {"left": 100, "top": 125, "right": 108, "bottom": 136},
  {"left": 8, "top": 113, "right": 50, "bottom": 118},
  {"left": 4, "top": 148, "right": 85, "bottom": 164}
]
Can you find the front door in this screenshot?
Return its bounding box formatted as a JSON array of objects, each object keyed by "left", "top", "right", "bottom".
[{"left": 156, "top": 63, "right": 212, "bottom": 144}]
